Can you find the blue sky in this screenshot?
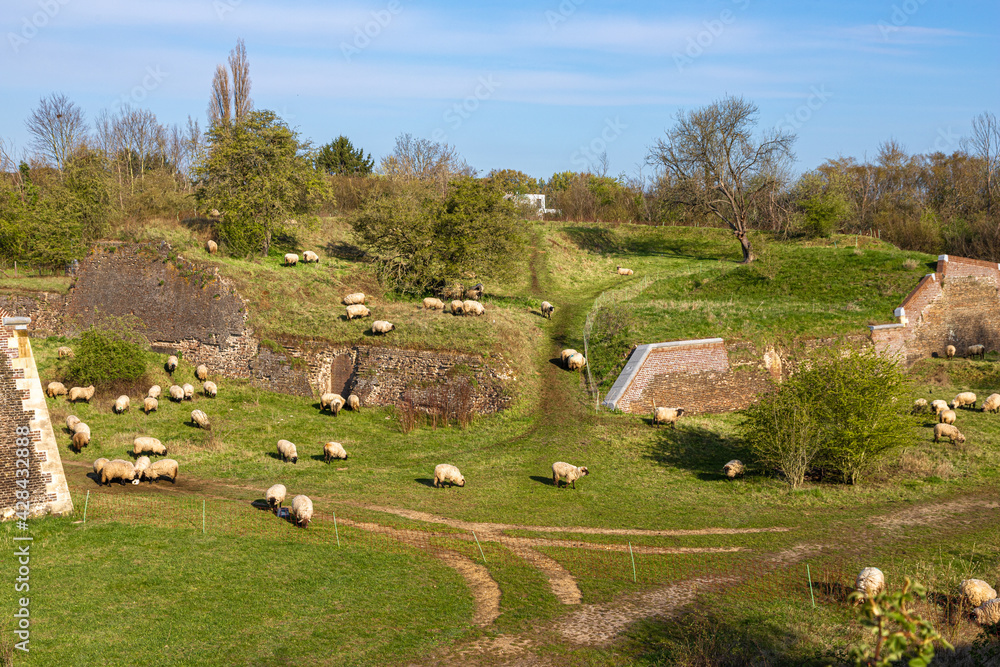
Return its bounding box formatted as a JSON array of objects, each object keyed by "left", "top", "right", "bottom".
[{"left": 1, "top": 0, "right": 997, "bottom": 180}]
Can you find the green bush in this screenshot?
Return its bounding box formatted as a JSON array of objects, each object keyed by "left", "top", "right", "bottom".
[{"left": 66, "top": 328, "right": 150, "bottom": 387}]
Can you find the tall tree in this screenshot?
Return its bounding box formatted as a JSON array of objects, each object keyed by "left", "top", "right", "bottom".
[
  {"left": 379, "top": 133, "right": 474, "bottom": 188},
  {"left": 647, "top": 95, "right": 795, "bottom": 262},
  {"left": 208, "top": 38, "right": 252, "bottom": 128},
  {"left": 966, "top": 111, "right": 999, "bottom": 213},
  {"left": 316, "top": 136, "right": 374, "bottom": 175},
  {"left": 25, "top": 93, "right": 88, "bottom": 170}
]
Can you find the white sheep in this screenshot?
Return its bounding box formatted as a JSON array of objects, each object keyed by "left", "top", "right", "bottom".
[
  {"left": 975, "top": 599, "right": 1000, "bottom": 626},
  {"left": 208, "top": 209, "right": 221, "bottom": 219},
  {"left": 133, "top": 436, "right": 167, "bottom": 457},
  {"left": 195, "top": 364, "right": 208, "bottom": 381},
  {"left": 133, "top": 455, "right": 151, "bottom": 479},
  {"left": 939, "top": 409, "right": 957, "bottom": 425},
  {"left": 71, "top": 423, "right": 91, "bottom": 452},
  {"left": 57, "top": 346, "right": 74, "bottom": 358},
  {"left": 931, "top": 399, "right": 949, "bottom": 415},
  {"left": 933, "top": 423, "right": 966, "bottom": 444},
  {"left": 945, "top": 344, "right": 956, "bottom": 359},
  {"left": 206, "top": 239, "right": 218, "bottom": 254},
  {"left": 203, "top": 381, "right": 218, "bottom": 398},
  {"left": 284, "top": 253, "right": 299, "bottom": 266},
  {"left": 952, "top": 392, "right": 977, "bottom": 410},
  {"left": 265, "top": 484, "right": 287, "bottom": 513},
  {"left": 911, "top": 398, "right": 929, "bottom": 415},
  {"left": 45, "top": 382, "right": 67, "bottom": 398},
  {"left": 552, "top": 462, "right": 588, "bottom": 489},
  {"left": 346, "top": 304, "right": 371, "bottom": 320},
  {"left": 291, "top": 495, "right": 314, "bottom": 528},
  {"left": 372, "top": 320, "right": 395, "bottom": 334},
  {"left": 722, "top": 460, "right": 745, "bottom": 478},
  {"left": 142, "top": 458, "right": 178, "bottom": 484},
  {"left": 463, "top": 300, "right": 485, "bottom": 316},
  {"left": 68, "top": 385, "right": 95, "bottom": 403},
  {"left": 143, "top": 397, "right": 158, "bottom": 415},
  {"left": 347, "top": 394, "right": 360, "bottom": 411},
  {"left": 423, "top": 297, "right": 446, "bottom": 310},
  {"left": 961, "top": 579, "right": 998, "bottom": 608},
  {"left": 566, "top": 353, "right": 587, "bottom": 371},
  {"left": 100, "top": 459, "right": 137, "bottom": 486},
  {"left": 302, "top": 250, "right": 319, "bottom": 263},
  {"left": 147, "top": 385, "right": 162, "bottom": 399},
  {"left": 617, "top": 266, "right": 634, "bottom": 276},
  {"left": 166, "top": 356, "right": 178, "bottom": 374},
  {"left": 191, "top": 409, "right": 211, "bottom": 430},
  {"left": 277, "top": 439, "right": 298, "bottom": 464},
  {"left": 967, "top": 344, "right": 986, "bottom": 360},
  {"left": 560, "top": 349, "right": 578, "bottom": 365},
  {"left": 450, "top": 300, "right": 464, "bottom": 315},
  {"left": 342, "top": 292, "right": 366, "bottom": 306},
  {"left": 982, "top": 393, "right": 1000, "bottom": 413},
  {"left": 324, "top": 441, "right": 348, "bottom": 462},
  {"left": 652, "top": 404, "right": 685, "bottom": 428},
  {"left": 92, "top": 457, "right": 109, "bottom": 477},
  {"left": 113, "top": 395, "right": 130, "bottom": 414},
  {"left": 465, "top": 283, "right": 484, "bottom": 300},
  {"left": 433, "top": 464, "right": 465, "bottom": 488},
  {"left": 540, "top": 301, "right": 555, "bottom": 319},
  {"left": 66, "top": 415, "right": 81, "bottom": 431},
  {"left": 169, "top": 385, "right": 184, "bottom": 402},
  {"left": 320, "top": 393, "right": 345, "bottom": 416},
  {"left": 854, "top": 567, "right": 885, "bottom": 602},
  {"left": 182, "top": 383, "right": 195, "bottom": 400}
]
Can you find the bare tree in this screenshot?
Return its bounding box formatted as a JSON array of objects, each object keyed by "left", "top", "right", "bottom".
[
  {"left": 966, "top": 111, "right": 999, "bottom": 213},
  {"left": 25, "top": 93, "right": 88, "bottom": 170},
  {"left": 208, "top": 64, "right": 231, "bottom": 128},
  {"left": 209, "top": 39, "right": 252, "bottom": 128},
  {"left": 378, "top": 133, "right": 474, "bottom": 188},
  {"left": 647, "top": 95, "right": 795, "bottom": 263}
]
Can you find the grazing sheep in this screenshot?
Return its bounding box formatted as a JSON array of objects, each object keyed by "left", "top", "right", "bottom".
[
  {"left": 450, "top": 300, "right": 464, "bottom": 315},
  {"left": 945, "top": 344, "right": 956, "bottom": 360},
  {"left": 100, "top": 459, "right": 137, "bottom": 486},
  {"left": 652, "top": 404, "right": 685, "bottom": 428},
  {"left": 265, "top": 484, "right": 287, "bottom": 513},
  {"left": 195, "top": 364, "right": 208, "bottom": 381},
  {"left": 931, "top": 399, "right": 949, "bottom": 415},
  {"left": 961, "top": 579, "right": 998, "bottom": 608},
  {"left": 342, "top": 292, "right": 366, "bottom": 306},
  {"left": 346, "top": 304, "right": 371, "bottom": 320},
  {"left": 277, "top": 439, "right": 298, "bottom": 464},
  {"left": 191, "top": 409, "right": 210, "bottom": 430},
  {"left": 566, "top": 353, "right": 587, "bottom": 371},
  {"left": 465, "top": 283, "right": 484, "bottom": 300},
  {"left": 208, "top": 209, "right": 221, "bottom": 219},
  {"left": 133, "top": 456, "right": 151, "bottom": 479},
  {"left": 552, "top": 462, "right": 588, "bottom": 489},
  {"left": 433, "top": 464, "right": 466, "bottom": 488},
  {"left": 203, "top": 381, "right": 217, "bottom": 398},
  {"left": 66, "top": 415, "right": 81, "bottom": 431},
  {"left": 45, "top": 382, "right": 67, "bottom": 398},
  {"left": 182, "top": 383, "right": 194, "bottom": 400},
  {"left": 561, "top": 349, "right": 578, "bottom": 365},
  {"left": 57, "top": 346, "right": 74, "bottom": 358},
  {"left": 616, "top": 266, "right": 634, "bottom": 276},
  {"left": 372, "top": 320, "right": 395, "bottom": 334},
  {"left": 423, "top": 297, "right": 446, "bottom": 310},
  {"left": 133, "top": 436, "right": 167, "bottom": 457},
  {"left": 143, "top": 397, "right": 158, "bottom": 415},
  {"left": 166, "top": 356, "right": 178, "bottom": 374},
  {"left": 113, "top": 395, "right": 130, "bottom": 414},
  {"left": 302, "top": 250, "right": 319, "bottom": 263},
  {"left": 540, "top": 301, "right": 555, "bottom": 319},
  {"left": 939, "top": 409, "right": 957, "bottom": 425},
  {"left": 952, "top": 392, "right": 978, "bottom": 410},
  {"left": 147, "top": 385, "right": 161, "bottom": 399},
  {"left": 206, "top": 239, "right": 218, "bottom": 254},
  {"left": 462, "top": 300, "right": 485, "bottom": 316},
  {"left": 967, "top": 344, "right": 986, "bottom": 360},
  {"left": 67, "top": 385, "right": 95, "bottom": 403},
  {"left": 722, "top": 460, "right": 745, "bottom": 478},
  {"left": 911, "top": 398, "right": 929, "bottom": 415},
  {"left": 933, "top": 423, "right": 966, "bottom": 444},
  {"left": 169, "top": 385, "right": 184, "bottom": 402},
  {"left": 982, "top": 393, "right": 1000, "bottom": 413},
  {"left": 347, "top": 394, "right": 360, "bottom": 411},
  {"left": 974, "top": 599, "right": 1000, "bottom": 626},
  {"left": 324, "top": 441, "right": 348, "bottom": 462},
  {"left": 284, "top": 253, "right": 299, "bottom": 266},
  {"left": 92, "top": 457, "right": 109, "bottom": 477},
  {"left": 142, "top": 458, "right": 178, "bottom": 484},
  {"left": 855, "top": 567, "right": 885, "bottom": 602},
  {"left": 320, "top": 393, "right": 345, "bottom": 416},
  {"left": 291, "top": 495, "right": 314, "bottom": 528},
  {"left": 71, "top": 426, "right": 90, "bottom": 452}
]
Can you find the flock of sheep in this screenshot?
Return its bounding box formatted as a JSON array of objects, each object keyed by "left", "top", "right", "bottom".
[
  {"left": 853, "top": 567, "right": 1000, "bottom": 627},
  {"left": 911, "top": 389, "right": 1000, "bottom": 445}
]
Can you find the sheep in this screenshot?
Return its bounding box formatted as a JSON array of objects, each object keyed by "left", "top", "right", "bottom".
[
  {"left": 302, "top": 250, "right": 320, "bottom": 263},
  {"left": 616, "top": 266, "right": 634, "bottom": 276},
  {"left": 961, "top": 579, "right": 998, "bottom": 608},
  {"left": 931, "top": 399, "right": 949, "bottom": 415},
  {"left": 462, "top": 300, "right": 485, "bottom": 316},
  {"left": 465, "top": 283, "right": 484, "bottom": 300},
  {"left": 168, "top": 385, "right": 184, "bottom": 402},
  {"left": 195, "top": 364, "right": 208, "bottom": 381},
  {"left": 147, "top": 385, "right": 161, "bottom": 399},
  {"left": 66, "top": 415, "right": 81, "bottom": 431},
  {"left": 206, "top": 239, "right": 218, "bottom": 254},
  {"left": 182, "top": 383, "right": 195, "bottom": 400},
  {"left": 933, "top": 423, "right": 966, "bottom": 444},
  {"left": 265, "top": 484, "right": 287, "bottom": 513},
  {"left": 284, "top": 253, "right": 299, "bottom": 266},
  {"left": 71, "top": 423, "right": 90, "bottom": 452},
  {"left": 561, "top": 349, "right": 578, "bottom": 365},
  {"left": 347, "top": 394, "right": 360, "bottom": 412},
  {"left": 450, "top": 300, "right": 464, "bottom": 315},
  {"left": 191, "top": 409, "right": 211, "bottom": 430},
  {"left": 324, "top": 441, "right": 348, "bottom": 462},
  {"left": 854, "top": 567, "right": 885, "bottom": 602},
  {"left": 143, "top": 397, "right": 158, "bottom": 415},
  {"left": 566, "top": 353, "right": 587, "bottom": 371},
  {"left": 113, "top": 395, "right": 130, "bottom": 414},
  {"left": 423, "top": 297, "right": 446, "bottom": 310},
  {"left": 911, "top": 398, "right": 929, "bottom": 415},
  {"left": 166, "top": 355, "right": 178, "bottom": 374},
  {"left": 203, "top": 381, "right": 217, "bottom": 398},
  {"left": 945, "top": 344, "right": 956, "bottom": 359},
  {"left": 652, "top": 403, "right": 685, "bottom": 428},
  {"left": 342, "top": 292, "right": 366, "bottom": 306},
  {"left": 967, "top": 344, "right": 986, "bottom": 360},
  {"left": 320, "top": 393, "right": 345, "bottom": 416},
  {"left": 67, "top": 385, "right": 95, "bottom": 403},
  {"left": 952, "top": 392, "right": 978, "bottom": 410},
  {"left": 346, "top": 304, "right": 371, "bottom": 320},
  {"left": 939, "top": 409, "right": 957, "bottom": 425},
  {"left": 100, "top": 459, "right": 137, "bottom": 486},
  {"left": 208, "top": 209, "right": 221, "bottom": 219},
  {"left": 92, "top": 457, "right": 109, "bottom": 477},
  {"left": 57, "top": 346, "right": 74, "bottom": 358},
  {"left": 974, "top": 599, "right": 1000, "bottom": 626},
  {"left": 433, "top": 464, "right": 465, "bottom": 488},
  {"left": 133, "top": 436, "right": 167, "bottom": 457},
  {"left": 372, "top": 320, "right": 395, "bottom": 334},
  {"left": 552, "top": 462, "right": 588, "bottom": 489},
  {"left": 142, "top": 458, "right": 178, "bottom": 484},
  {"left": 540, "top": 301, "right": 554, "bottom": 319},
  {"left": 722, "top": 460, "right": 745, "bottom": 478},
  {"left": 133, "top": 455, "right": 151, "bottom": 479},
  {"left": 982, "top": 393, "right": 1000, "bottom": 413},
  {"left": 277, "top": 439, "right": 298, "bottom": 464},
  {"left": 290, "top": 495, "right": 314, "bottom": 528},
  {"left": 45, "top": 382, "right": 67, "bottom": 398}
]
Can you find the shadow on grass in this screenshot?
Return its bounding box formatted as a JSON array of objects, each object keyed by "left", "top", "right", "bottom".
[
  {"left": 250, "top": 499, "right": 273, "bottom": 512},
  {"left": 529, "top": 475, "right": 556, "bottom": 487},
  {"left": 414, "top": 478, "right": 437, "bottom": 488},
  {"left": 646, "top": 424, "right": 750, "bottom": 479}
]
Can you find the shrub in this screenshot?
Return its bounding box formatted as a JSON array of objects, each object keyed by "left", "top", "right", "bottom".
[
  {"left": 66, "top": 327, "right": 150, "bottom": 388},
  {"left": 848, "top": 578, "right": 952, "bottom": 666}
]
